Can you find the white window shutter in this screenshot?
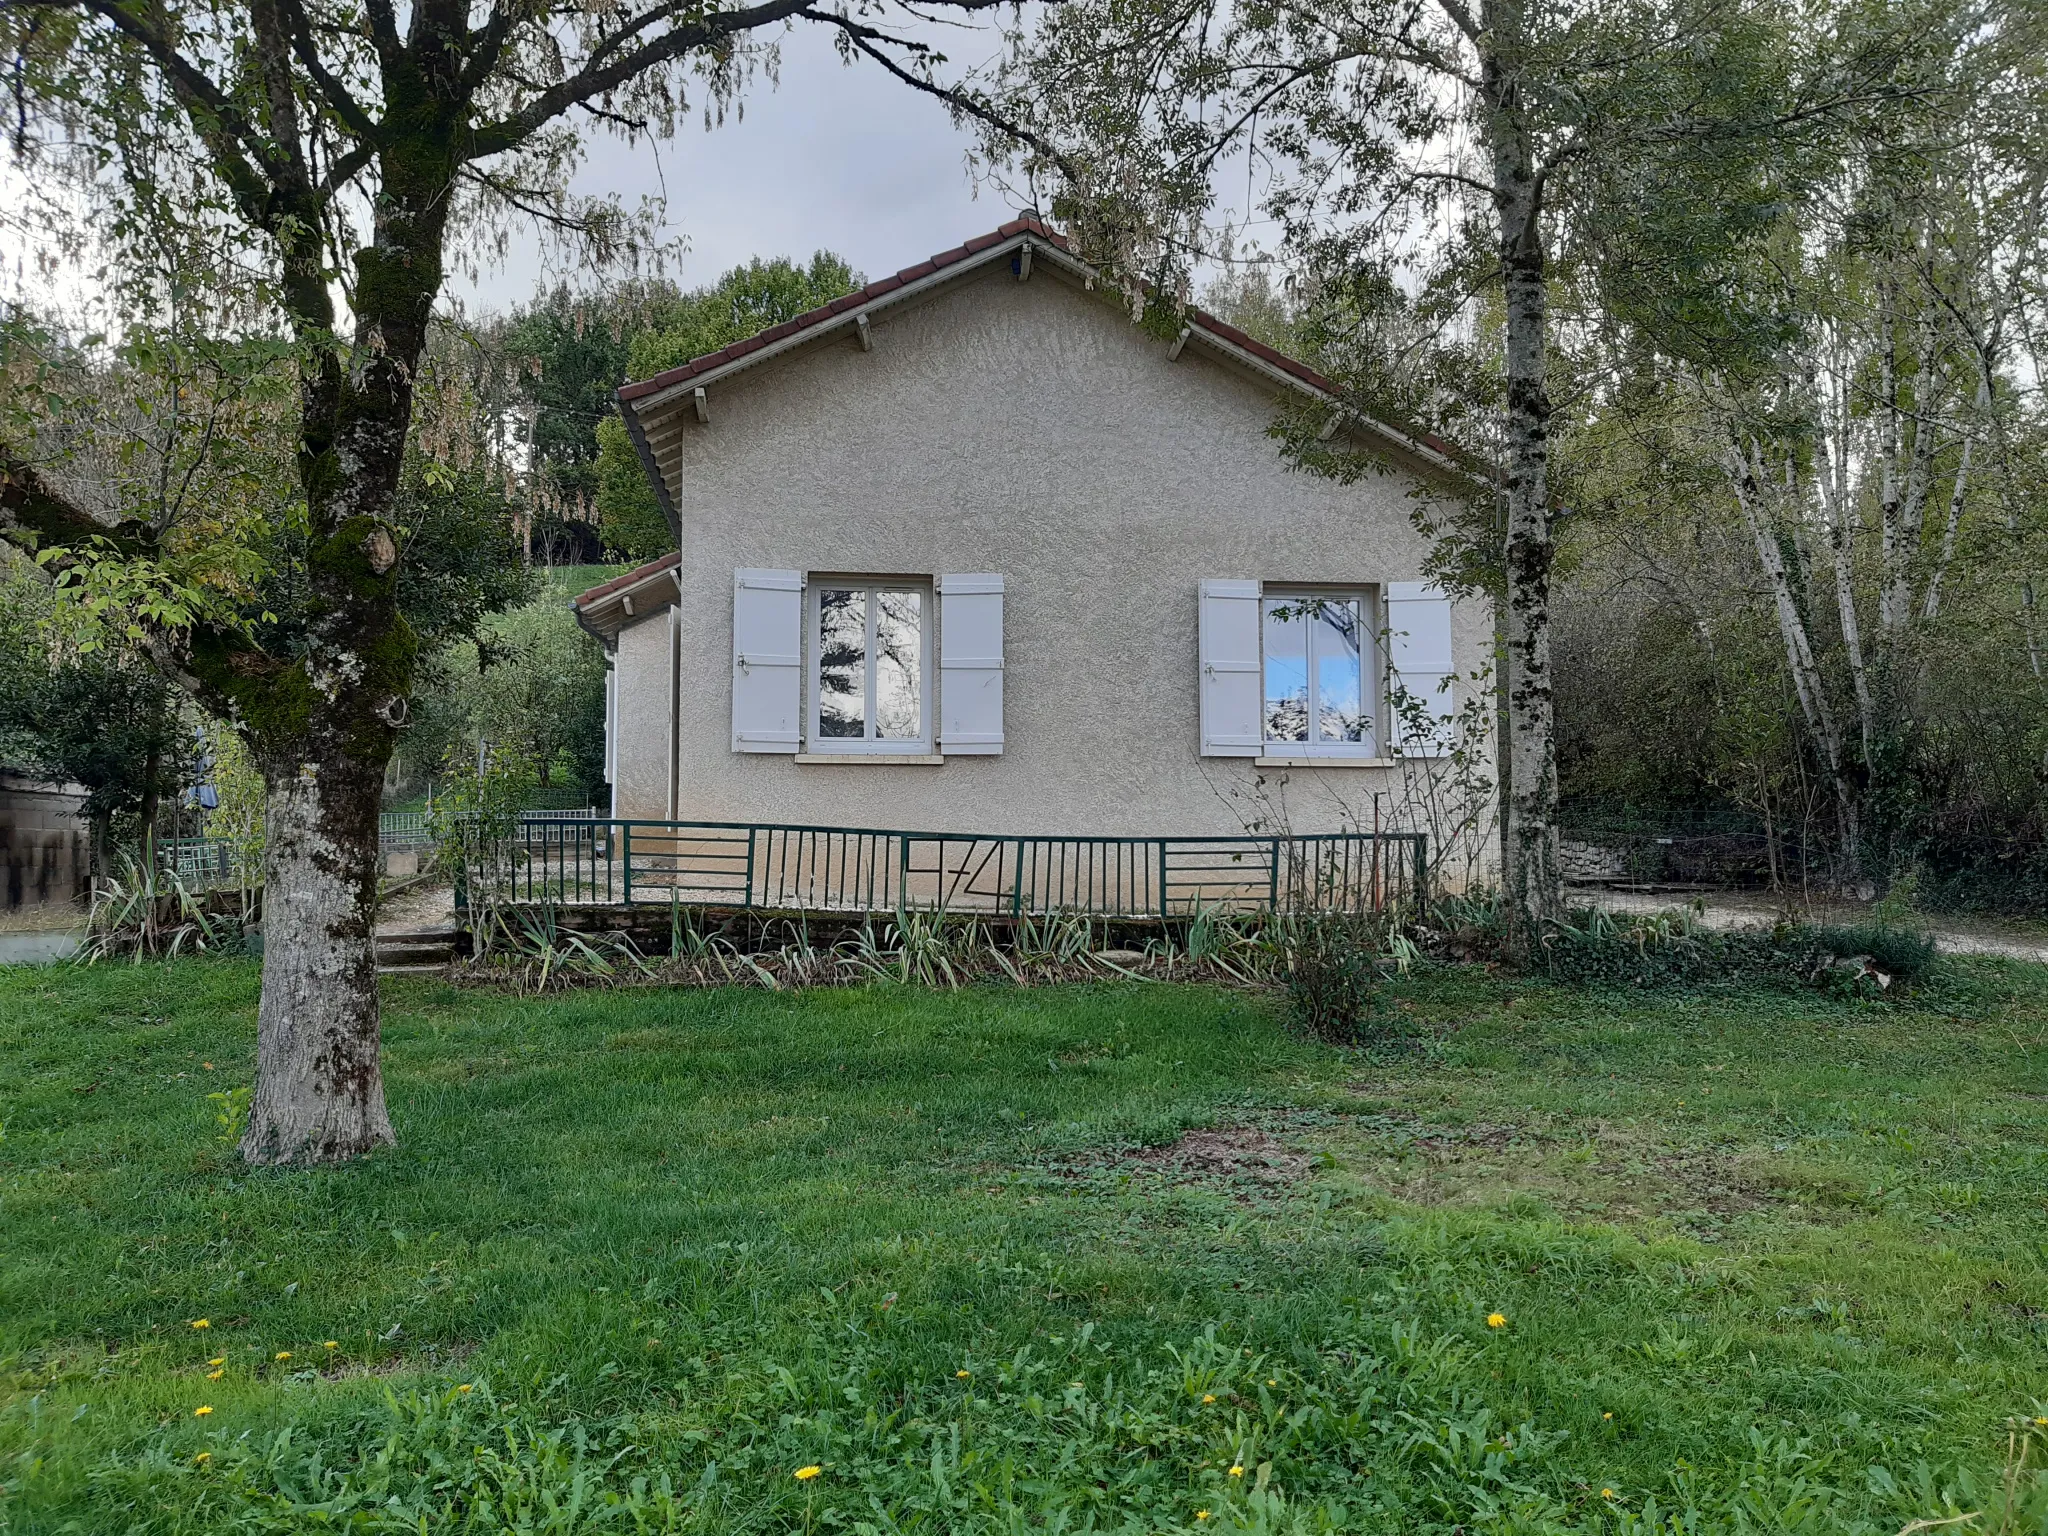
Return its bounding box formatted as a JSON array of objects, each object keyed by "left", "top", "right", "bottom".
[
  {"left": 1386, "top": 580, "right": 1457, "bottom": 755},
  {"left": 1199, "top": 579, "right": 1262, "bottom": 756},
  {"left": 731, "top": 568, "right": 802, "bottom": 753},
  {"left": 938, "top": 573, "right": 1004, "bottom": 755}
]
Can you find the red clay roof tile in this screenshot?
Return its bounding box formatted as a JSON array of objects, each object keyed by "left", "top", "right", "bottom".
[{"left": 572, "top": 551, "right": 679, "bottom": 609}]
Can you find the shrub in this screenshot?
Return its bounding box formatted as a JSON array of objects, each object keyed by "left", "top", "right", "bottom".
[{"left": 1283, "top": 909, "right": 1407, "bottom": 1042}]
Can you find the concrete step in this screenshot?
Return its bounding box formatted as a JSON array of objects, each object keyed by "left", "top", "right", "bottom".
[{"left": 377, "top": 961, "right": 452, "bottom": 977}]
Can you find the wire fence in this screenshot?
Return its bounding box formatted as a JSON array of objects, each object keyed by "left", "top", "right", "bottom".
[
  {"left": 452, "top": 818, "right": 1430, "bottom": 921},
  {"left": 1557, "top": 800, "right": 1818, "bottom": 890}
]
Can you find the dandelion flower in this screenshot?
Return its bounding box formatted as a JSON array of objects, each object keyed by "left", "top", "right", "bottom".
[
  {"left": 206, "top": 1369, "right": 224, "bottom": 1381},
  {"left": 1486, "top": 1313, "right": 1507, "bottom": 1329},
  {"left": 2036, "top": 1417, "right": 2048, "bottom": 1427},
  {"left": 1602, "top": 1489, "right": 1616, "bottom": 1499},
  {"left": 956, "top": 1370, "right": 971, "bottom": 1379},
  {"left": 190, "top": 1319, "right": 210, "bottom": 1330},
  {"left": 194, "top": 1406, "right": 213, "bottom": 1417},
  {"left": 457, "top": 1384, "right": 473, "bottom": 1394},
  {"left": 193, "top": 1452, "right": 211, "bottom": 1465},
  {"left": 1228, "top": 1464, "right": 1244, "bottom": 1478},
  {"left": 1603, "top": 1412, "right": 1613, "bottom": 1421},
  {"left": 1266, "top": 1378, "right": 1276, "bottom": 1387},
  {"left": 794, "top": 1465, "right": 822, "bottom": 1481},
  {"left": 207, "top": 1357, "right": 224, "bottom": 1367},
  {"left": 1202, "top": 1394, "right": 1216, "bottom": 1404},
  {"left": 324, "top": 1341, "right": 338, "bottom": 1350},
  {"left": 1196, "top": 1512, "right": 1210, "bottom": 1522},
  {"left": 274, "top": 1351, "right": 291, "bottom": 1362}
]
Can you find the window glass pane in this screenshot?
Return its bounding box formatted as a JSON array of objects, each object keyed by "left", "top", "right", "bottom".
[
  {"left": 817, "top": 587, "right": 865, "bottom": 738},
  {"left": 874, "top": 590, "right": 923, "bottom": 740},
  {"left": 1316, "top": 597, "right": 1367, "bottom": 742},
  {"left": 1263, "top": 598, "right": 1310, "bottom": 743}
]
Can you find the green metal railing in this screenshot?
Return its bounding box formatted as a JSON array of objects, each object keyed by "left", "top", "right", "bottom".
[{"left": 457, "top": 818, "right": 1428, "bottom": 919}]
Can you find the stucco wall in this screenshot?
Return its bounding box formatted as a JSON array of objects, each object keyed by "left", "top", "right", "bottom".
[{"left": 616, "top": 261, "right": 1497, "bottom": 881}]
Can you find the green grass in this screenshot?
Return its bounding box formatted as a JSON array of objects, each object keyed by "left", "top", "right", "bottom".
[{"left": 2, "top": 960, "right": 2047, "bottom": 1533}]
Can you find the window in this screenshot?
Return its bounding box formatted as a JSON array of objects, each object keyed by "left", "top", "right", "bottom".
[
  {"left": 810, "top": 581, "right": 930, "bottom": 752},
  {"left": 1260, "top": 591, "right": 1377, "bottom": 757}
]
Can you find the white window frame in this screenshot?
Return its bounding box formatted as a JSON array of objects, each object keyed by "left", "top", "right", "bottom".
[
  {"left": 1258, "top": 585, "right": 1382, "bottom": 760},
  {"left": 806, "top": 576, "right": 935, "bottom": 755}
]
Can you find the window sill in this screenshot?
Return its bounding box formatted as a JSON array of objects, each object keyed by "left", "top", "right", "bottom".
[
  {"left": 1255, "top": 755, "right": 1395, "bottom": 769},
  {"left": 794, "top": 752, "right": 944, "bottom": 765}
]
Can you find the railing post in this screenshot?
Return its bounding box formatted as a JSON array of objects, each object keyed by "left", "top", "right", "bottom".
[
  {"left": 1012, "top": 838, "right": 1024, "bottom": 919},
  {"left": 622, "top": 823, "right": 633, "bottom": 905},
  {"left": 745, "top": 826, "right": 757, "bottom": 909},
  {"left": 899, "top": 833, "right": 911, "bottom": 911},
  {"left": 1268, "top": 838, "right": 1281, "bottom": 913},
  {"left": 1157, "top": 839, "right": 1169, "bottom": 921}
]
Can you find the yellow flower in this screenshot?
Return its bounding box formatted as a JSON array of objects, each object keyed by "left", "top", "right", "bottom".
[
  {"left": 193, "top": 1452, "right": 211, "bottom": 1465},
  {"left": 324, "top": 1341, "right": 338, "bottom": 1350},
  {"left": 274, "top": 1351, "right": 291, "bottom": 1362},
  {"left": 794, "top": 1465, "right": 822, "bottom": 1481},
  {"left": 1602, "top": 1489, "right": 1616, "bottom": 1499},
  {"left": 207, "top": 1357, "right": 224, "bottom": 1367},
  {"left": 2036, "top": 1417, "right": 2048, "bottom": 1427},
  {"left": 1202, "top": 1394, "right": 1216, "bottom": 1404},
  {"left": 1486, "top": 1313, "right": 1507, "bottom": 1329},
  {"left": 457, "top": 1384, "right": 473, "bottom": 1394},
  {"left": 1196, "top": 1512, "right": 1210, "bottom": 1522},
  {"left": 1603, "top": 1412, "right": 1614, "bottom": 1421},
  {"left": 190, "top": 1319, "right": 210, "bottom": 1330},
  {"left": 956, "top": 1369, "right": 971, "bottom": 1379},
  {"left": 206, "top": 1369, "right": 224, "bottom": 1381},
  {"left": 194, "top": 1405, "right": 213, "bottom": 1417},
  {"left": 1228, "top": 1464, "right": 1244, "bottom": 1478},
  {"left": 1266, "top": 1378, "right": 1277, "bottom": 1387}
]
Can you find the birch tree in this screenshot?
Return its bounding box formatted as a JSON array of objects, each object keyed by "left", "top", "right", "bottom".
[{"left": 992, "top": 0, "right": 1849, "bottom": 935}]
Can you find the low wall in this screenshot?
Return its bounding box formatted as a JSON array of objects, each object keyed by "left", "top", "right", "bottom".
[{"left": 0, "top": 774, "right": 90, "bottom": 917}]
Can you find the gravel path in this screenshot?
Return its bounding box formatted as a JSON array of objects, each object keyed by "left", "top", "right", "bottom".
[{"left": 1584, "top": 887, "right": 2048, "bottom": 965}]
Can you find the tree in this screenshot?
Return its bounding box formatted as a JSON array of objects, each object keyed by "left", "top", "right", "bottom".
[
  {"left": 993, "top": 0, "right": 1903, "bottom": 934},
  {"left": 0, "top": 0, "right": 1020, "bottom": 1162},
  {"left": 0, "top": 564, "right": 195, "bottom": 861},
  {"left": 591, "top": 253, "right": 859, "bottom": 560}
]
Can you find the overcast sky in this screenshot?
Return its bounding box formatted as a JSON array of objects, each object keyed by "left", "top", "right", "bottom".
[{"left": 450, "top": 23, "right": 1025, "bottom": 317}]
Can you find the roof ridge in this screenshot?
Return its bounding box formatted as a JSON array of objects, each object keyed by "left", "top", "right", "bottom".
[{"left": 617, "top": 217, "right": 1067, "bottom": 404}]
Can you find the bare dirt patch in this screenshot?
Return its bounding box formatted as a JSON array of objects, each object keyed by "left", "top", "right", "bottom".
[{"left": 1043, "top": 1119, "right": 1322, "bottom": 1201}]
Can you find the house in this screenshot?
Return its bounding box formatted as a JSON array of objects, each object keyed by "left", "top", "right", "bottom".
[{"left": 574, "top": 218, "right": 1495, "bottom": 880}]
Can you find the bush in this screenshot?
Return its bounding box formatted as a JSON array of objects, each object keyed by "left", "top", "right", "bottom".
[
  {"left": 1284, "top": 909, "right": 1405, "bottom": 1042},
  {"left": 1422, "top": 897, "right": 1938, "bottom": 993}
]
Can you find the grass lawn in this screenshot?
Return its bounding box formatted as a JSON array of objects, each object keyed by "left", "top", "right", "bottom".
[{"left": 2, "top": 959, "right": 2046, "bottom": 1533}]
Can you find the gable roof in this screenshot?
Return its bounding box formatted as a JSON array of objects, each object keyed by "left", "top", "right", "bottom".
[{"left": 613, "top": 216, "right": 1464, "bottom": 530}]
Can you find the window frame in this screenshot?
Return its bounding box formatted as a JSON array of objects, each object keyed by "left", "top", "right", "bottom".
[
  {"left": 1258, "top": 584, "right": 1382, "bottom": 759},
  {"left": 805, "top": 576, "right": 935, "bottom": 755}
]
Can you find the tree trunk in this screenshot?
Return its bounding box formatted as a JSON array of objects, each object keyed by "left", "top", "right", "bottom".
[
  {"left": 239, "top": 747, "right": 394, "bottom": 1163},
  {"left": 1482, "top": 24, "right": 1565, "bottom": 935}
]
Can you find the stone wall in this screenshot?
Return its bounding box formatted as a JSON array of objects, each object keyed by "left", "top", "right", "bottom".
[{"left": 0, "top": 773, "right": 90, "bottom": 916}]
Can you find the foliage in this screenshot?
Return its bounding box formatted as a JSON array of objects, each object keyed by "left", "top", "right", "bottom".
[
  {"left": 0, "top": 565, "right": 197, "bottom": 836},
  {"left": 76, "top": 855, "right": 238, "bottom": 961},
  {"left": 1426, "top": 897, "right": 1939, "bottom": 993},
  {"left": 3, "top": 962, "right": 2048, "bottom": 1529},
  {"left": 413, "top": 586, "right": 608, "bottom": 799},
  {"left": 1281, "top": 909, "right": 1402, "bottom": 1043},
  {"left": 589, "top": 254, "right": 860, "bottom": 560}
]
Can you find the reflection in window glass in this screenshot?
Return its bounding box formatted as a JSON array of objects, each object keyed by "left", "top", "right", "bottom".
[
  {"left": 874, "top": 590, "right": 923, "bottom": 739},
  {"left": 1263, "top": 599, "right": 1310, "bottom": 743},
  {"left": 1315, "top": 598, "right": 1366, "bottom": 742},
  {"left": 817, "top": 587, "right": 865, "bottom": 738},
  {"left": 1264, "top": 592, "right": 1373, "bottom": 753}
]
